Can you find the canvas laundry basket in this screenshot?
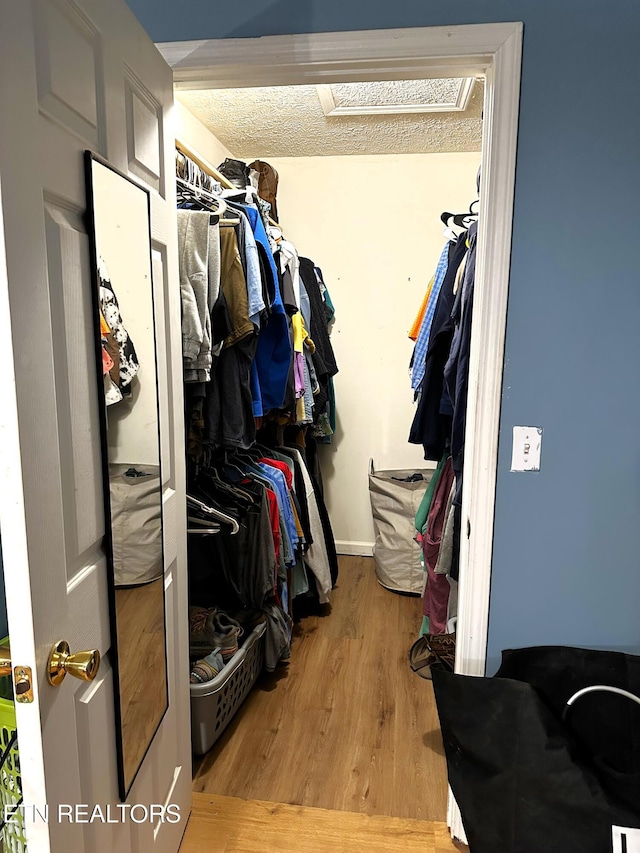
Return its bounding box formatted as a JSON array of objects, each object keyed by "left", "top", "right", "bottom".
[
  {"left": 368, "top": 460, "right": 433, "bottom": 594},
  {"left": 109, "top": 463, "right": 163, "bottom": 586}
]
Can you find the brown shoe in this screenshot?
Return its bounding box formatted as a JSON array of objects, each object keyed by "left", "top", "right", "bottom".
[
  {"left": 409, "top": 636, "right": 439, "bottom": 680},
  {"left": 425, "top": 632, "right": 456, "bottom": 672}
]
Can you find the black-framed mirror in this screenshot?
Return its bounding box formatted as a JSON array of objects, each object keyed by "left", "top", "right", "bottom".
[{"left": 84, "top": 151, "right": 168, "bottom": 800}]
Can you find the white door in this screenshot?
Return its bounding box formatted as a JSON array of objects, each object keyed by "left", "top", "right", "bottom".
[{"left": 0, "top": 2, "right": 190, "bottom": 852}]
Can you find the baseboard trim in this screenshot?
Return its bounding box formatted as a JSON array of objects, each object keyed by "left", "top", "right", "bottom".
[{"left": 335, "top": 541, "right": 375, "bottom": 557}]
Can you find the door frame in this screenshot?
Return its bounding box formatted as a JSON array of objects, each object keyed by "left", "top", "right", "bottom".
[{"left": 159, "top": 22, "right": 523, "bottom": 841}]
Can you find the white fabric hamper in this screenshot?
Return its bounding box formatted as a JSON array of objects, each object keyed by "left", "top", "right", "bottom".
[{"left": 368, "top": 461, "right": 434, "bottom": 595}]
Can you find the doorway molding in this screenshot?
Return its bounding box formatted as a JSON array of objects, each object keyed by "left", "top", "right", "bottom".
[{"left": 159, "top": 22, "right": 523, "bottom": 842}]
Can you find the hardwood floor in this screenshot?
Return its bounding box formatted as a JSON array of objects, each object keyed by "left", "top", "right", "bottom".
[
  {"left": 179, "top": 793, "right": 466, "bottom": 853},
  {"left": 193, "top": 556, "right": 448, "bottom": 822},
  {"left": 115, "top": 579, "right": 167, "bottom": 785}
]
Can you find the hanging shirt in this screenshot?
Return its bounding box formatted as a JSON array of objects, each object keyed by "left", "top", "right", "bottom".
[
  {"left": 234, "top": 210, "right": 265, "bottom": 328},
  {"left": 239, "top": 205, "right": 292, "bottom": 413},
  {"left": 258, "top": 457, "right": 293, "bottom": 490},
  {"left": 415, "top": 453, "right": 448, "bottom": 537},
  {"left": 279, "top": 240, "right": 302, "bottom": 308},
  {"left": 264, "top": 487, "right": 282, "bottom": 571},
  {"left": 218, "top": 226, "right": 254, "bottom": 348},
  {"left": 299, "top": 257, "right": 338, "bottom": 420},
  {"left": 257, "top": 463, "right": 299, "bottom": 555},
  {"left": 411, "top": 243, "right": 451, "bottom": 391},
  {"left": 282, "top": 446, "right": 332, "bottom": 604},
  {"left": 422, "top": 457, "right": 454, "bottom": 634},
  {"left": 176, "top": 210, "right": 212, "bottom": 383},
  {"left": 299, "top": 277, "right": 319, "bottom": 425},
  {"left": 408, "top": 234, "right": 469, "bottom": 459},
  {"left": 444, "top": 222, "right": 478, "bottom": 505},
  {"left": 409, "top": 275, "right": 435, "bottom": 342}
]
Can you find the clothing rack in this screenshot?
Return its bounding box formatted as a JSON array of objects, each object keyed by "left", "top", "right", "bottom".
[{"left": 176, "top": 139, "right": 280, "bottom": 228}]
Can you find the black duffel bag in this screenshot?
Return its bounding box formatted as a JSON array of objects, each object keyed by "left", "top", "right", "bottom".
[{"left": 432, "top": 646, "right": 640, "bottom": 853}]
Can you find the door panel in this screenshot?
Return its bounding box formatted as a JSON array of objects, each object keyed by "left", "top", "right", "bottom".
[
  {"left": 0, "top": 1, "right": 189, "bottom": 850},
  {"left": 43, "top": 202, "right": 104, "bottom": 564},
  {"left": 34, "top": 0, "right": 103, "bottom": 147},
  {"left": 125, "top": 73, "right": 163, "bottom": 190}
]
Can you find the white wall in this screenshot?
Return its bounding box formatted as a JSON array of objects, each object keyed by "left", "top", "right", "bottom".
[
  {"left": 92, "top": 159, "right": 160, "bottom": 466},
  {"left": 172, "top": 108, "right": 480, "bottom": 552},
  {"left": 175, "top": 99, "right": 234, "bottom": 171},
  {"left": 266, "top": 153, "right": 481, "bottom": 552}
]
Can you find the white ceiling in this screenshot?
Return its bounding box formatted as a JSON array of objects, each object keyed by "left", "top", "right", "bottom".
[{"left": 177, "top": 78, "right": 484, "bottom": 158}]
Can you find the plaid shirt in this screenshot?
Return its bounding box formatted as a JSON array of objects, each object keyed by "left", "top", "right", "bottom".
[{"left": 411, "top": 242, "right": 451, "bottom": 391}]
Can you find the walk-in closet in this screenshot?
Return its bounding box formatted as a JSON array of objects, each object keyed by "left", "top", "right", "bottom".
[
  {"left": 173, "top": 76, "right": 482, "bottom": 828},
  {"left": 0, "top": 6, "right": 531, "bottom": 850}
]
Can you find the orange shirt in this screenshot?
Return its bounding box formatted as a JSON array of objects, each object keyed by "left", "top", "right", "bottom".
[{"left": 408, "top": 276, "right": 435, "bottom": 341}]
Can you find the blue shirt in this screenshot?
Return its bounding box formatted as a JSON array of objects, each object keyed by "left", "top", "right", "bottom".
[
  {"left": 242, "top": 206, "right": 292, "bottom": 412},
  {"left": 254, "top": 463, "right": 299, "bottom": 567},
  {"left": 241, "top": 216, "right": 265, "bottom": 328},
  {"left": 411, "top": 242, "right": 451, "bottom": 391}
]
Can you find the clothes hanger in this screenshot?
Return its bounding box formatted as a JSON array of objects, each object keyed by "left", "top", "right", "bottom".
[
  {"left": 187, "top": 515, "right": 222, "bottom": 535},
  {"left": 441, "top": 214, "right": 466, "bottom": 241},
  {"left": 218, "top": 448, "right": 253, "bottom": 478},
  {"left": 221, "top": 186, "right": 258, "bottom": 205},
  {"left": 186, "top": 494, "right": 240, "bottom": 534},
  {"left": 187, "top": 495, "right": 240, "bottom": 535},
  {"left": 176, "top": 176, "right": 240, "bottom": 224},
  {"left": 176, "top": 149, "right": 220, "bottom": 194},
  {"left": 268, "top": 226, "right": 284, "bottom": 244},
  {"left": 235, "top": 447, "right": 263, "bottom": 463},
  {"left": 221, "top": 459, "right": 250, "bottom": 482},
  {"left": 188, "top": 515, "right": 220, "bottom": 527},
  {"left": 440, "top": 198, "right": 479, "bottom": 230},
  {"left": 193, "top": 472, "right": 242, "bottom": 505},
  {"left": 199, "top": 466, "right": 256, "bottom": 506}
]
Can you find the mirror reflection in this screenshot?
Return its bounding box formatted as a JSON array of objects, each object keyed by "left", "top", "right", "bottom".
[{"left": 86, "top": 153, "right": 168, "bottom": 799}]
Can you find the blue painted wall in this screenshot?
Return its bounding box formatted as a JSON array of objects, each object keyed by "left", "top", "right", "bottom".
[{"left": 126, "top": 0, "right": 640, "bottom": 671}]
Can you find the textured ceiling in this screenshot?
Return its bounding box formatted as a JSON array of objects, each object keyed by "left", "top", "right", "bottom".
[{"left": 177, "top": 78, "right": 484, "bottom": 158}]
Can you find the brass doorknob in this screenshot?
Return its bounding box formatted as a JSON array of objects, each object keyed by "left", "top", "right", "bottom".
[{"left": 47, "top": 641, "right": 101, "bottom": 686}]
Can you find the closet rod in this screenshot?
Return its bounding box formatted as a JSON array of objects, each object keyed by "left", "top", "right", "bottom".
[{"left": 175, "top": 138, "right": 281, "bottom": 228}]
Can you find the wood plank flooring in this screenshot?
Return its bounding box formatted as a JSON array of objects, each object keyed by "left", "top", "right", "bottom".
[
  {"left": 193, "top": 556, "right": 448, "bottom": 822},
  {"left": 115, "top": 579, "right": 167, "bottom": 786},
  {"left": 179, "top": 793, "right": 466, "bottom": 853}
]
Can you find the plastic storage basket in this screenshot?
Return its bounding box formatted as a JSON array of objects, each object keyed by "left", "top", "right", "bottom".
[
  {"left": 0, "top": 639, "right": 26, "bottom": 852},
  {"left": 190, "top": 621, "right": 266, "bottom": 755}
]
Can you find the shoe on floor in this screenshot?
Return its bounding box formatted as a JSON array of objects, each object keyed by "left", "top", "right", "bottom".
[
  {"left": 425, "top": 632, "right": 456, "bottom": 672},
  {"left": 409, "top": 636, "right": 439, "bottom": 680}
]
